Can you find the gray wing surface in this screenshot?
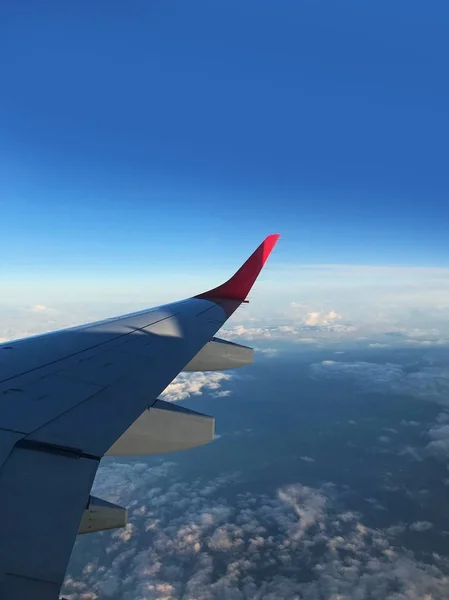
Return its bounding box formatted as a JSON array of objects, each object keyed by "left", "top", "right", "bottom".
[{"left": 0, "top": 234, "right": 279, "bottom": 600}]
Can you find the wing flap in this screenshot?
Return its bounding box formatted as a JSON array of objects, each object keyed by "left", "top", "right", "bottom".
[
  {"left": 79, "top": 496, "right": 127, "bottom": 534},
  {"left": 183, "top": 337, "right": 253, "bottom": 371},
  {"left": 106, "top": 399, "right": 214, "bottom": 456}
]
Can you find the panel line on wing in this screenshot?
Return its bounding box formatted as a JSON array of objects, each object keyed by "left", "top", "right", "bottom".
[
  {"left": 0, "top": 313, "right": 179, "bottom": 387},
  {"left": 16, "top": 439, "right": 101, "bottom": 461}
]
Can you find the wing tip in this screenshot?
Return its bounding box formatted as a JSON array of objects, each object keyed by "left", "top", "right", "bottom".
[
  {"left": 196, "top": 233, "right": 280, "bottom": 302},
  {"left": 262, "top": 233, "right": 280, "bottom": 258}
]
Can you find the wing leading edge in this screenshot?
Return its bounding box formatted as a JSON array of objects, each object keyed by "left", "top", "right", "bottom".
[{"left": 0, "top": 234, "right": 279, "bottom": 600}]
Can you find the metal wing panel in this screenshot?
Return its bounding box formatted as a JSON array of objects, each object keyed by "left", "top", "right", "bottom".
[
  {"left": 0, "top": 300, "right": 220, "bottom": 436},
  {"left": 0, "top": 430, "right": 23, "bottom": 469},
  {"left": 27, "top": 302, "right": 224, "bottom": 456},
  {"left": 0, "top": 375, "right": 103, "bottom": 433},
  {"left": 51, "top": 346, "right": 152, "bottom": 388},
  {"left": 0, "top": 442, "right": 99, "bottom": 599},
  {"left": 0, "top": 299, "right": 224, "bottom": 599},
  {"left": 0, "top": 306, "right": 180, "bottom": 383}
]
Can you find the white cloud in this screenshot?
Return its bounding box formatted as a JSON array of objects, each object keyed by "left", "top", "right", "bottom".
[
  {"left": 437, "top": 413, "right": 449, "bottom": 423},
  {"left": 426, "top": 424, "right": 449, "bottom": 459},
  {"left": 398, "top": 446, "right": 423, "bottom": 462},
  {"left": 213, "top": 390, "right": 231, "bottom": 398},
  {"left": 304, "top": 310, "right": 341, "bottom": 326},
  {"left": 428, "top": 424, "right": 449, "bottom": 441},
  {"left": 31, "top": 304, "right": 52, "bottom": 313},
  {"left": 255, "top": 347, "right": 280, "bottom": 356},
  {"left": 385, "top": 524, "right": 407, "bottom": 536},
  {"left": 405, "top": 338, "right": 448, "bottom": 347},
  {"left": 161, "top": 372, "right": 232, "bottom": 402},
  {"left": 222, "top": 324, "right": 279, "bottom": 340},
  {"left": 310, "top": 360, "right": 449, "bottom": 404},
  {"left": 222, "top": 318, "right": 356, "bottom": 344},
  {"left": 277, "top": 484, "right": 326, "bottom": 540},
  {"left": 0, "top": 304, "right": 103, "bottom": 342},
  {"left": 300, "top": 456, "right": 315, "bottom": 463},
  {"left": 410, "top": 521, "right": 433, "bottom": 532}
]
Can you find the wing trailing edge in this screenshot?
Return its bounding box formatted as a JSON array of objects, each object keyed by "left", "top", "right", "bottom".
[{"left": 106, "top": 399, "right": 214, "bottom": 457}]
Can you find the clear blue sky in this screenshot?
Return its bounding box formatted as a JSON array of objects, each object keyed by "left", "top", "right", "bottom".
[{"left": 1, "top": 0, "right": 449, "bottom": 286}]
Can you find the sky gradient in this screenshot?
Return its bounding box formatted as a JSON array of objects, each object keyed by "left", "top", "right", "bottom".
[{"left": 2, "top": 0, "right": 449, "bottom": 300}]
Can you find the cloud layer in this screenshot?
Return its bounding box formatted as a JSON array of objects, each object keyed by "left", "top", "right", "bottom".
[
  {"left": 310, "top": 360, "right": 449, "bottom": 404},
  {"left": 223, "top": 320, "right": 356, "bottom": 345},
  {"left": 63, "top": 461, "right": 449, "bottom": 600}
]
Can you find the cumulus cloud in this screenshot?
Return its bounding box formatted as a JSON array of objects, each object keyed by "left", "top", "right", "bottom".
[
  {"left": 398, "top": 446, "right": 423, "bottom": 462},
  {"left": 277, "top": 484, "right": 326, "bottom": 541},
  {"left": 255, "top": 347, "right": 280, "bottom": 356},
  {"left": 213, "top": 390, "right": 231, "bottom": 398},
  {"left": 410, "top": 521, "right": 433, "bottom": 532},
  {"left": 161, "top": 372, "right": 232, "bottom": 403},
  {"left": 426, "top": 423, "right": 449, "bottom": 460},
  {"left": 304, "top": 310, "right": 341, "bottom": 326},
  {"left": 222, "top": 318, "right": 355, "bottom": 345},
  {"left": 63, "top": 462, "right": 449, "bottom": 600},
  {"left": 31, "top": 304, "right": 52, "bottom": 313},
  {"left": 437, "top": 413, "right": 449, "bottom": 423},
  {"left": 222, "top": 324, "right": 290, "bottom": 340}
]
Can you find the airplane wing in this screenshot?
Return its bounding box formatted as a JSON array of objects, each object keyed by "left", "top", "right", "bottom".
[{"left": 0, "top": 234, "right": 279, "bottom": 600}]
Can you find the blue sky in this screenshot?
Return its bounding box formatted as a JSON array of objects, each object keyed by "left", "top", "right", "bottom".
[{"left": 1, "top": 0, "right": 449, "bottom": 295}]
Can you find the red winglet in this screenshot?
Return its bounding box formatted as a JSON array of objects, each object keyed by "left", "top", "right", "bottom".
[{"left": 196, "top": 234, "right": 280, "bottom": 302}]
